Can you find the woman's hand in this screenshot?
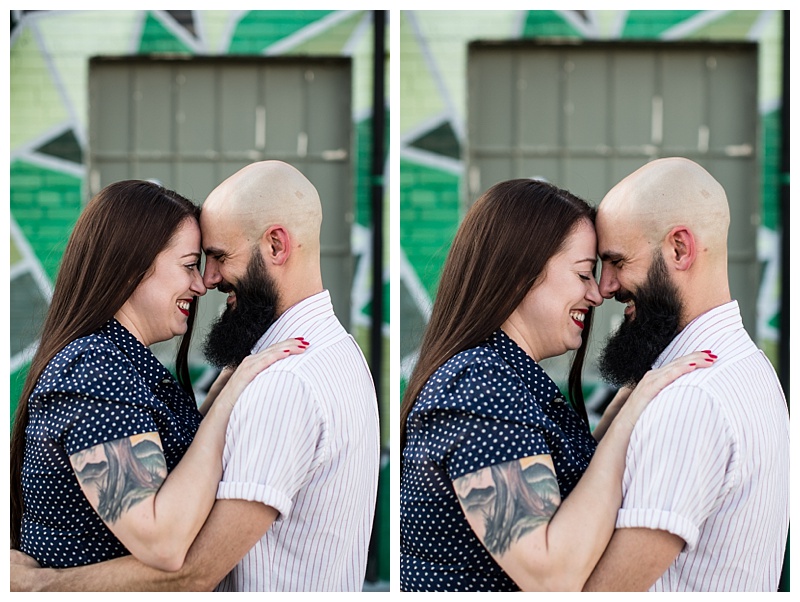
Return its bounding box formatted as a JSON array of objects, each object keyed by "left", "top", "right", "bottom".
[
  {"left": 214, "top": 337, "right": 309, "bottom": 411},
  {"left": 616, "top": 350, "right": 716, "bottom": 428}
]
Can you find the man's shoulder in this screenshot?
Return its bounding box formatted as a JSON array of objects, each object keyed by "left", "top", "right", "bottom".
[
  {"left": 641, "top": 378, "right": 726, "bottom": 432},
  {"left": 240, "top": 362, "right": 314, "bottom": 402}
]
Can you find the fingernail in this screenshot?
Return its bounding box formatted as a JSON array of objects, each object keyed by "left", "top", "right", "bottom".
[
  {"left": 705, "top": 358, "right": 714, "bottom": 362},
  {"left": 689, "top": 363, "right": 696, "bottom": 366},
  {"left": 701, "top": 349, "right": 712, "bottom": 353},
  {"left": 284, "top": 350, "right": 290, "bottom": 353}
]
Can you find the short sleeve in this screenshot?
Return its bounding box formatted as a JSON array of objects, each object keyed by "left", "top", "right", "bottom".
[
  {"left": 217, "top": 369, "right": 324, "bottom": 519},
  {"left": 36, "top": 347, "right": 159, "bottom": 456},
  {"left": 617, "top": 385, "right": 736, "bottom": 550},
  {"left": 416, "top": 357, "right": 553, "bottom": 481}
]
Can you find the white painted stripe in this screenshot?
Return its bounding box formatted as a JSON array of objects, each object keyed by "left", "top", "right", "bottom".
[
  {"left": 263, "top": 11, "right": 360, "bottom": 56},
  {"left": 405, "top": 11, "right": 465, "bottom": 144},
  {"left": 661, "top": 10, "right": 731, "bottom": 41}
]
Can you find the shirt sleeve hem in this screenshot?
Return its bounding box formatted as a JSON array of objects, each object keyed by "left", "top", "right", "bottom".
[
  {"left": 616, "top": 508, "right": 699, "bottom": 550},
  {"left": 216, "top": 481, "right": 293, "bottom": 521}
]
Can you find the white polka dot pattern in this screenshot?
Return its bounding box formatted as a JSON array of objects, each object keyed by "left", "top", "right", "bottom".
[
  {"left": 400, "top": 329, "right": 596, "bottom": 591},
  {"left": 19, "top": 319, "right": 202, "bottom": 568}
]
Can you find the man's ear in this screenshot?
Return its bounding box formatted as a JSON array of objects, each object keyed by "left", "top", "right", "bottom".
[
  {"left": 666, "top": 226, "right": 696, "bottom": 271},
  {"left": 262, "top": 225, "right": 291, "bottom": 266}
]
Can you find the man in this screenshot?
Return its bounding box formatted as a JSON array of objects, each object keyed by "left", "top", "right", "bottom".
[
  {"left": 11, "top": 161, "right": 380, "bottom": 591},
  {"left": 584, "top": 157, "right": 789, "bottom": 591}
]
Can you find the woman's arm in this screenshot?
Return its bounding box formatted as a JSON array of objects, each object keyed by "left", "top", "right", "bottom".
[
  {"left": 453, "top": 350, "right": 714, "bottom": 591},
  {"left": 198, "top": 368, "right": 233, "bottom": 416},
  {"left": 69, "top": 337, "right": 306, "bottom": 572},
  {"left": 591, "top": 386, "right": 631, "bottom": 441}
]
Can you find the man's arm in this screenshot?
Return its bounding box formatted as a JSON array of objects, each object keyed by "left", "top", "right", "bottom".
[
  {"left": 583, "top": 527, "right": 684, "bottom": 591},
  {"left": 11, "top": 499, "right": 277, "bottom": 591}
]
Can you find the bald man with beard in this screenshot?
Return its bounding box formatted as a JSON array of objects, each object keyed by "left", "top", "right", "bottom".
[
  {"left": 584, "top": 158, "right": 789, "bottom": 591},
  {"left": 10, "top": 162, "right": 380, "bottom": 591}
]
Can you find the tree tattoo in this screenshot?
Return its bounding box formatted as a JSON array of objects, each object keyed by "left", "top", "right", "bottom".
[
  {"left": 455, "top": 458, "right": 560, "bottom": 556},
  {"left": 72, "top": 434, "right": 167, "bottom": 524}
]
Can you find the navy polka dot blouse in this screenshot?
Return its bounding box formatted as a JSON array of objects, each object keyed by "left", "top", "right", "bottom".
[
  {"left": 400, "top": 329, "right": 597, "bottom": 591},
  {"left": 20, "top": 318, "right": 202, "bottom": 568}
]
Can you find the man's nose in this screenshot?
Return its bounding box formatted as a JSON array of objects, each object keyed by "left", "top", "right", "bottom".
[
  {"left": 598, "top": 267, "right": 618, "bottom": 300},
  {"left": 202, "top": 259, "right": 221, "bottom": 290}
]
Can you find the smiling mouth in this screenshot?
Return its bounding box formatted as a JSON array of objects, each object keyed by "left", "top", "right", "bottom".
[
  {"left": 570, "top": 310, "right": 586, "bottom": 329},
  {"left": 614, "top": 292, "right": 636, "bottom": 318},
  {"left": 217, "top": 282, "right": 237, "bottom": 306},
  {"left": 624, "top": 299, "right": 635, "bottom": 317},
  {"left": 177, "top": 300, "right": 191, "bottom": 316}
]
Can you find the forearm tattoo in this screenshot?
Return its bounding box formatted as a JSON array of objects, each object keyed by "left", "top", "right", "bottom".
[
  {"left": 455, "top": 458, "right": 560, "bottom": 556},
  {"left": 71, "top": 434, "right": 167, "bottom": 523}
]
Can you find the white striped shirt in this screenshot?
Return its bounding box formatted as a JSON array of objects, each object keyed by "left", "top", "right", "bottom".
[
  {"left": 214, "top": 291, "right": 380, "bottom": 591},
  {"left": 617, "top": 301, "right": 789, "bottom": 591}
]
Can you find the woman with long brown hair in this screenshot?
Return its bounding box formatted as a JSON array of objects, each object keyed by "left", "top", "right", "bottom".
[
  {"left": 10, "top": 180, "right": 304, "bottom": 571},
  {"left": 399, "top": 178, "right": 712, "bottom": 591}
]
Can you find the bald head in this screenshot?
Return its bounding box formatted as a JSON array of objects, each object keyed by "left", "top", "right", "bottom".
[
  {"left": 596, "top": 157, "right": 732, "bottom": 328},
  {"left": 204, "top": 160, "right": 322, "bottom": 252},
  {"left": 599, "top": 157, "right": 730, "bottom": 252}
]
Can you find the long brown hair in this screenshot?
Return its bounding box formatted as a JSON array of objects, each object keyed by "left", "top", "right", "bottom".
[
  {"left": 400, "top": 178, "right": 596, "bottom": 451},
  {"left": 10, "top": 180, "right": 201, "bottom": 548}
]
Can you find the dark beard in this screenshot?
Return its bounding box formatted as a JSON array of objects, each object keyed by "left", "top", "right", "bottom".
[
  {"left": 597, "top": 252, "right": 683, "bottom": 388},
  {"left": 202, "top": 251, "right": 280, "bottom": 369}
]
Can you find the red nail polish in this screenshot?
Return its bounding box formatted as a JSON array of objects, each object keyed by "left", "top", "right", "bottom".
[
  {"left": 284, "top": 349, "right": 290, "bottom": 352},
  {"left": 705, "top": 358, "right": 714, "bottom": 362},
  {"left": 701, "top": 349, "right": 712, "bottom": 353},
  {"left": 689, "top": 363, "right": 696, "bottom": 367}
]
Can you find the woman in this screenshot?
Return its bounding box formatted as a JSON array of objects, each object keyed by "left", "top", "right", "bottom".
[
  {"left": 399, "top": 178, "right": 713, "bottom": 591},
  {"left": 10, "top": 180, "right": 305, "bottom": 571}
]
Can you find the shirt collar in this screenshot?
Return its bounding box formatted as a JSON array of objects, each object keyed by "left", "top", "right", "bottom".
[
  {"left": 490, "top": 328, "right": 566, "bottom": 403},
  {"left": 653, "top": 300, "right": 742, "bottom": 368},
  {"left": 101, "top": 318, "right": 173, "bottom": 388},
  {"left": 252, "top": 290, "right": 334, "bottom": 353}
]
